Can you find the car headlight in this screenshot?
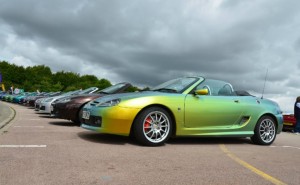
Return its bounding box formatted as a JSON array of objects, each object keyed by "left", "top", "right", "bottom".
[{"left": 96, "top": 98, "right": 121, "bottom": 107}]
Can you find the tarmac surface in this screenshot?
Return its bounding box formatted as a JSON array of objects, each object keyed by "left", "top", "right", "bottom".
[
  {"left": 0, "top": 102, "right": 15, "bottom": 129},
  {"left": 1, "top": 102, "right": 299, "bottom": 185}
]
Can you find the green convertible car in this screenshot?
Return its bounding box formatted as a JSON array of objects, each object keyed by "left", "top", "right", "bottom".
[{"left": 81, "top": 76, "right": 283, "bottom": 146}]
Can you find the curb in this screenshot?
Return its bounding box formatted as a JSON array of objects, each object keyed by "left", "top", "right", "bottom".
[{"left": 0, "top": 104, "right": 16, "bottom": 130}]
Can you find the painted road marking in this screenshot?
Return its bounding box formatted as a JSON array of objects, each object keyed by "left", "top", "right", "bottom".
[
  {"left": 219, "top": 144, "right": 287, "bottom": 185},
  {"left": 270, "top": 145, "right": 300, "bottom": 150},
  {"left": 0, "top": 145, "right": 47, "bottom": 148},
  {"left": 14, "top": 126, "right": 44, "bottom": 128}
]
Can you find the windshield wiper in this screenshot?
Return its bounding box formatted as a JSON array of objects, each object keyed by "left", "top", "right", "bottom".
[{"left": 152, "top": 88, "right": 178, "bottom": 93}]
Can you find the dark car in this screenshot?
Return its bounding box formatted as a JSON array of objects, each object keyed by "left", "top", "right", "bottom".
[
  {"left": 51, "top": 82, "right": 132, "bottom": 124},
  {"left": 283, "top": 113, "right": 296, "bottom": 131}
]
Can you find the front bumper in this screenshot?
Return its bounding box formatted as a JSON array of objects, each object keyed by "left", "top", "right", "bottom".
[
  {"left": 81, "top": 106, "right": 141, "bottom": 136},
  {"left": 39, "top": 102, "right": 52, "bottom": 113},
  {"left": 52, "top": 103, "right": 81, "bottom": 120}
]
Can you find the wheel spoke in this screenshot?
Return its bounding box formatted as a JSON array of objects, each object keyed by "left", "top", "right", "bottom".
[
  {"left": 150, "top": 131, "right": 155, "bottom": 138},
  {"left": 157, "top": 132, "right": 161, "bottom": 139},
  {"left": 160, "top": 119, "right": 166, "bottom": 124},
  {"left": 145, "top": 128, "right": 153, "bottom": 135},
  {"left": 160, "top": 129, "right": 166, "bottom": 134},
  {"left": 150, "top": 115, "right": 155, "bottom": 122}
]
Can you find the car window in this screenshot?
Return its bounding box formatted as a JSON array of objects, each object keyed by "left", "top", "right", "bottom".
[
  {"left": 152, "top": 77, "right": 198, "bottom": 93},
  {"left": 97, "top": 83, "right": 127, "bottom": 94},
  {"left": 195, "top": 79, "right": 234, "bottom": 96}
]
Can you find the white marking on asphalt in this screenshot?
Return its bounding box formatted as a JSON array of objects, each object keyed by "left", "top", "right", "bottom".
[
  {"left": 0, "top": 145, "right": 47, "bottom": 148},
  {"left": 14, "top": 126, "right": 44, "bottom": 128},
  {"left": 270, "top": 145, "right": 300, "bottom": 150},
  {"left": 28, "top": 119, "right": 42, "bottom": 120}
]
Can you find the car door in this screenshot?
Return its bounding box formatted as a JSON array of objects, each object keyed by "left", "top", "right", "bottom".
[
  {"left": 184, "top": 95, "right": 243, "bottom": 129},
  {"left": 184, "top": 79, "right": 244, "bottom": 129}
]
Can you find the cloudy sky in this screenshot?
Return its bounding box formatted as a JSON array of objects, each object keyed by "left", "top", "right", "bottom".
[{"left": 0, "top": 0, "right": 299, "bottom": 112}]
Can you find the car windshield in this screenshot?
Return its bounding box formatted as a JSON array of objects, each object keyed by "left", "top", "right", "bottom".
[
  {"left": 151, "top": 77, "right": 198, "bottom": 93},
  {"left": 97, "top": 83, "right": 127, "bottom": 94},
  {"left": 78, "top": 87, "right": 98, "bottom": 95},
  {"left": 63, "top": 90, "right": 81, "bottom": 96}
]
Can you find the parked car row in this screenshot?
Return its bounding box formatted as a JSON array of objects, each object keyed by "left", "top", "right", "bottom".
[
  {"left": 1, "top": 91, "right": 39, "bottom": 103},
  {"left": 2, "top": 77, "right": 286, "bottom": 146},
  {"left": 2, "top": 83, "right": 133, "bottom": 125}
]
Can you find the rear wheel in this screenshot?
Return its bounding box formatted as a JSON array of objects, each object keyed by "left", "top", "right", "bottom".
[
  {"left": 251, "top": 116, "right": 276, "bottom": 145},
  {"left": 133, "top": 107, "right": 172, "bottom": 146}
]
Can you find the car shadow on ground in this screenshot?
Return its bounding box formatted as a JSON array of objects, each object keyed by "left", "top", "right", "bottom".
[
  {"left": 167, "top": 137, "right": 252, "bottom": 145},
  {"left": 48, "top": 121, "right": 80, "bottom": 127},
  {"left": 77, "top": 131, "right": 252, "bottom": 146},
  {"left": 77, "top": 132, "right": 135, "bottom": 146},
  {"left": 37, "top": 113, "right": 52, "bottom": 118}
]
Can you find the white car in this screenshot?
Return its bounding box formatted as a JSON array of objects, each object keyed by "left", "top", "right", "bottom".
[
  {"left": 38, "top": 87, "right": 98, "bottom": 114},
  {"left": 35, "top": 91, "right": 79, "bottom": 111}
]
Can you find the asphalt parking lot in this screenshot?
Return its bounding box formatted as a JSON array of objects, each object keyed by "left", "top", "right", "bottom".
[{"left": 0, "top": 102, "right": 299, "bottom": 185}]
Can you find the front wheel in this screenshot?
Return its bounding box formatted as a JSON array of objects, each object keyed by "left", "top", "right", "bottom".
[
  {"left": 133, "top": 107, "right": 172, "bottom": 146},
  {"left": 251, "top": 116, "right": 277, "bottom": 145},
  {"left": 71, "top": 107, "right": 84, "bottom": 125}
]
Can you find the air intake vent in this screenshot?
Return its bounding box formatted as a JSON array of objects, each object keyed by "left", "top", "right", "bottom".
[{"left": 240, "top": 116, "right": 250, "bottom": 125}]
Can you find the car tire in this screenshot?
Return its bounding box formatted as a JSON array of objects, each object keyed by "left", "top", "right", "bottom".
[
  {"left": 71, "top": 108, "right": 84, "bottom": 125},
  {"left": 251, "top": 116, "right": 277, "bottom": 145},
  {"left": 133, "top": 107, "right": 172, "bottom": 146}
]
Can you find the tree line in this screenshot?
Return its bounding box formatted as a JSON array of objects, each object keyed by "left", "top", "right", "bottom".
[{"left": 0, "top": 61, "right": 139, "bottom": 92}]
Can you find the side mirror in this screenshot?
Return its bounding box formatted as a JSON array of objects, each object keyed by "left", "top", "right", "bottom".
[{"left": 195, "top": 89, "right": 209, "bottom": 95}]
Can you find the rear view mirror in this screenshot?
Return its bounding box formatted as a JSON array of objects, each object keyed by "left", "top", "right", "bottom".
[{"left": 195, "top": 89, "right": 209, "bottom": 95}]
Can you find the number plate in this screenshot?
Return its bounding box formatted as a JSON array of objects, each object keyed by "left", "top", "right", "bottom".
[
  {"left": 82, "top": 111, "right": 90, "bottom": 119},
  {"left": 50, "top": 105, "right": 53, "bottom": 111}
]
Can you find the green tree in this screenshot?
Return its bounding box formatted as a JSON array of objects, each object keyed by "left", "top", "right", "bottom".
[
  {"left": 96, "top": 78, "right": 111, "bottom": 90},
  {"left": 53, "top": 71, "right": 80, "bottom": 90},
  {"left": 0, "top": 60, "right": 135, "bottom": 93}
]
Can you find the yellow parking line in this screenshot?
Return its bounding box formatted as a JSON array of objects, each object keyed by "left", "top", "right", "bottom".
[{"left": 219, "top": 144, "right": 287, "bottom": 185}]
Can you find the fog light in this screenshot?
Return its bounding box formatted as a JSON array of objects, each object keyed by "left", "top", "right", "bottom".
[{"left": 95, "top": 117, "right": 102, "bottom": 127}]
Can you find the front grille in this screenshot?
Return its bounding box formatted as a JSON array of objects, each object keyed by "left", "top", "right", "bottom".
[
  {"left": 82, "top": 116, "right": 102, "bottom": 127},
  {"left": 40, "top": 106, "right": 46, "bottom": 110}
]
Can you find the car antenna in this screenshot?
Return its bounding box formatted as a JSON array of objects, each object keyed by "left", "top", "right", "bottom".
[{"left": 261, "top": 68, "right": 268, "bottom": 99}]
